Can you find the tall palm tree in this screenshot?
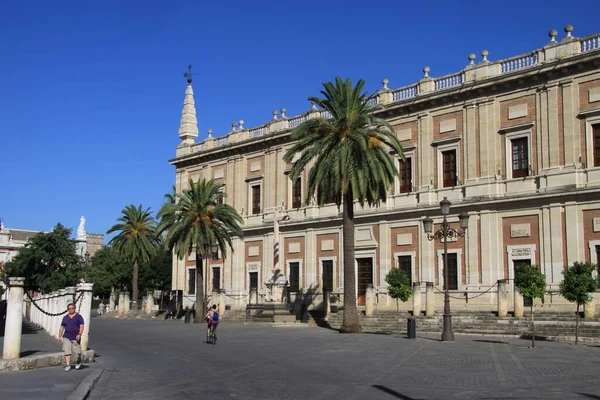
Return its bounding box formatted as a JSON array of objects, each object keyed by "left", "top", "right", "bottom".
[
  {"left": 158, "top": 178, "right": 243, "bottom": 323},
  {"left": 107, "top": 204, "right": 161, "bottom": 310},
  {"left": 283, "top": 77, "right": 404, "bottom": 333},
  {"left": 164, "top": 184, "right": 176, "bottom": 205}
]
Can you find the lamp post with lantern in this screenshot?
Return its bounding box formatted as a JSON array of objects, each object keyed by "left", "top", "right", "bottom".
[{"left": 422, "top": 197, "right": 469, "bottom": 342}]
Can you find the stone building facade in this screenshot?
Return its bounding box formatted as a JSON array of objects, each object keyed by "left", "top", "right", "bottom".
[{"left": 170, "top": 26, "right": 600, "bottom": 312}]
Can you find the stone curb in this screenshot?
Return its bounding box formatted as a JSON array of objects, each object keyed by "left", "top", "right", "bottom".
[
  {"left": 0, "top": 350, "right": 95, "bottom": 371},
  {"left": 66, "top": 366, "right": 105, "bottom": 400}
]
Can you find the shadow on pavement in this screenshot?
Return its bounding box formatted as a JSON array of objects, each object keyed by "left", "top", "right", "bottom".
[
  {"left": 472, "top": 339, "right": 509, "bottom": 344},
  {"left": 372, "top": 385, "right": 418, "bottom": 400},
  {"left": 577, "top": 393, "right": 600, "bottom": 399}
]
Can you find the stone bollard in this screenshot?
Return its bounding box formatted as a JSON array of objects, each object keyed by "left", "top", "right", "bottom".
[
  {"left": 145, "top": 291, "right": 154, "bottom": 315},
  {"left": 118, "top": 291, "right": 125, "bottom": 314},
  {"left": 412, "top": 282, "right": 421, "bottom": 317},
  {"left": 514, "top": 286, "right": 524, "bottom": 318},
  {"left": 497, "top": 280, "right": 508, "bottom": 317},
  {"left": 3, "top": 277, "right": 25, "bottom": 360},
  {"left": 365, "top": 284, "right": 374, "bottom": 317},
  {"left": 41, "top": 295, "right": 48, "bottom": 333},
  {"left": 584, "top": 298, "right": 595, "bottom": 319},
  {"left": 219, "top": 291, "right": 226, "bottom": 317},
  {"left": 79, "top": 283, "right": 93, "bottom": 352},
  {"left": 425, "top": 282, "right": 435, "bottom": 317},
  {"left": 109, "top": 290, "right": 115, "bottom": 313},
  {"left": 123, "top": 292, "right": 131, "bottom": 313}
]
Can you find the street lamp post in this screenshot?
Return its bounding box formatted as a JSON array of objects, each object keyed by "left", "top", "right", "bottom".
[{"left": 422, "top": 197, "right": 469, "bottom": 342}]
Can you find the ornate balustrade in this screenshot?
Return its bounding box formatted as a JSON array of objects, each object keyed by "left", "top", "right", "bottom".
[{"left": 183, "top": 26, "right": 600, "bottom": 156}]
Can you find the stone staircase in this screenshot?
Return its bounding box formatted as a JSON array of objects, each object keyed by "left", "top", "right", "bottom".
[{"left": 316, "top": 310, "right": 600, "bottom": 342}]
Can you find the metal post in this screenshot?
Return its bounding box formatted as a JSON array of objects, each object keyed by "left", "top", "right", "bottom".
[{"left": 441, "top": 216, "right": 454, "bottom": 342}]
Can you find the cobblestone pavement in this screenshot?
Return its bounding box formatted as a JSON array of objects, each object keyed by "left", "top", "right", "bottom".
[
  {"left": 0, "top": 364, "right": 98, "bottom": 400},
  {"left": 88, "top": 318, "right": 600, "bottom": 400}
]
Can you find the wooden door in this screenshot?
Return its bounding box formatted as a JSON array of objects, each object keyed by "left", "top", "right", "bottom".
[
  {"left": 513, "top": 259, "right": 532, "bottom": 306},
  {"left": 357, "top": 258, "right": 373, "bottom": 306},
  {"left": 249, "top": 272, "right": 258, "bottom": 292},
  {"left": 322, "top": 260, "right": 333, "bottom": 293}
]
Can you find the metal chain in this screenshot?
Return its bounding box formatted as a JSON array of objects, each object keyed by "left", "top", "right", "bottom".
[
  {"left": 433, "top": 282, "right": 498, "bottom": 300},
  {"left": 26, "top": 291, "right": 84, "bottom": 317}
]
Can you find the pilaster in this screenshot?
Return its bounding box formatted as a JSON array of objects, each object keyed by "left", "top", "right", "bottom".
[
  {"left": 546, "top": 85, "right": 561, "bottom": 169},
  {"left": 561, "top": 80, "right": 580, "bottom": 166},
  {"left": 480, "top": 211, "right": 501, "bottom": 285},
  {"left": 564, "top": 202, "right": 584, "bottom": 265}
]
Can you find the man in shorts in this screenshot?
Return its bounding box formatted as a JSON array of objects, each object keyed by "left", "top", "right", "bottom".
[
  {"left": 57, "top": 303, "right": 84, "bottom": 371},
  {"left": 205, "top": 304, "right": 219, "bottom": 343}
]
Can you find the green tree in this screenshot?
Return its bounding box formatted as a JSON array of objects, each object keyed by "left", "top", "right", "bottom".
[
  {"left": 158, "top": 178, "right": 243, "bottom": 322},
  {"left": 139, "top": 245, "right": 172, "bottom": 301},
  {"left": 283, "top": 77, "right": 405, "bottom": 333},
  {"left": 385, "top": 268, "right": 412, "bottom": 337},
  {"left": 85, "top": 246, "right": 131, "bottom": 299},
  {"left": 559, "top": 262, "right": 596, "bottom": 344},
  {"left": 107, "top": 204, "right": 161, "bottom": 310},
  {"left": 514, "top": 264, "right": 546, "bottom": 348},
  {"left": 4, "top": 224, "right": 82, "bottom": 292}
]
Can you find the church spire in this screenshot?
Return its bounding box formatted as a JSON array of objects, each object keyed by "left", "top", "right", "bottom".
[{"left": 178, "top": 64, "right": 199, "bottom": 145}]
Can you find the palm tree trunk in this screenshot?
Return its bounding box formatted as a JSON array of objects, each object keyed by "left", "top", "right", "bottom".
[
  {"left": 340, "top": 189, "right": 361, "bottom": 333},
  {"left": 194, "top": 250, "right": 205, "bottom": 323},
  {"left": 575, "top": 303, "right": 580, "bottom": 345},
  {"left": 132, "top": 261, "right": 139, "bottom": 310}
]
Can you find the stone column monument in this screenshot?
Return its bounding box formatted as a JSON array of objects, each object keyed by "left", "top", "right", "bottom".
[{"left": 3, "top": 277, "right": 25, "bottom": 360}]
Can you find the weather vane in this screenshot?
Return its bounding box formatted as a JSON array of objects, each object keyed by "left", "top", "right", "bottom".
[{"left": 183, "top": 64, "right": 197, "bottom": 84}]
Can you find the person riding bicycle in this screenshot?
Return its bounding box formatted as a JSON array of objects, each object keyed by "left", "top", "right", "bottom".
[{"left": 205, "top": 304, "right": 219, "bottom": 342}]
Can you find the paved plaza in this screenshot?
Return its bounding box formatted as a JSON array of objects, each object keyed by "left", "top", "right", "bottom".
[{"left": 87, "top": 318, "right": 600, "bottom": 400}]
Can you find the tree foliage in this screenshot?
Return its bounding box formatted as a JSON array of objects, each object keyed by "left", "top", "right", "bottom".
[
  {"left": 3, "top": 223, "right": 82, "bottom": 292},
  {"left": 158, "top": 178, "right": 243, "bottom": 321},
  {"left": 138, "top": 245, "right": 172, "bottom": 295},
  {"left": 283, "top": 77, "right": 405, "bottom": 334},
  {"left": 559, "top": 262, "right": 596, "bottom": 305},
  {"left": 515, "top": 265, "right": 546, "bottom": 300},
  {"left": 385, "top": 268, "right": 412, "bottom": 302},
  {"left": 85, "top": 246, "right": 131, "bottom": 298}
]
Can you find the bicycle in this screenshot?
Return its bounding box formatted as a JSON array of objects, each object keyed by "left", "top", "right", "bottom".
[{"left": 207, "top": 324, "right": 217, "bottom": 345}]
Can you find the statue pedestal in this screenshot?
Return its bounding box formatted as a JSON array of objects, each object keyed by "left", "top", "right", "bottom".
[{"left": 263, "top": 269, "right": 287, "bottom": 304}]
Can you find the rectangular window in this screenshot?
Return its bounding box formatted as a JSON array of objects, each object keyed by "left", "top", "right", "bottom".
[
  {"left": 322, "top": 260, "right": 333, "bottom": 292},
  {"left": 249, "top": 272, "right": 258, "bottom": 291},
  {"left": 251, "top": 185, "right": 261, "bottom": 215},
  {"left": 594, "top": 124, "right": 600, "bottom": 167},
  {"left": 443, "top": 253, "right": 458, "bottom": 290},
  {"left": 442, "top": 150, "right": 457, "bottom": 187},
  {"left": 212, "top": 267, "right": 221, "bottom": 291},
  {"left": 397, "top": 255, "right": 412, "bottom": 285},
  {"left": 511, "top": 137, "right": 529, "bottom": 178},
  {"left": 292, "top": 178, "right": 302, "bottom": 208},
  {"left": 399, "top": 157, "right": 412, "bottom": 193},
  {"left": 188, "top": 268, "right": 196, "bottom": 295},
  {"left": 326, "top": 189, "right": 335, "bottom": 204},
  {"left": 289, "top": 262, "right": 300, "bottom": 292}
]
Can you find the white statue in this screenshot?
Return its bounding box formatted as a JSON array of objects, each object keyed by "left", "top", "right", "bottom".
[{"left": 77, "top": 216, "right": 86, "bottom": 239}]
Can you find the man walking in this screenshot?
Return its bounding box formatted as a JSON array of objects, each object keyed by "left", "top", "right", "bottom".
[{"left": 57, "top": 303, "right": 84, "bottom": 371}]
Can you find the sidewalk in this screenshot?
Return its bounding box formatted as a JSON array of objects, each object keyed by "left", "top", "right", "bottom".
[
  {"left": 0, "top": 363, "right": 98, "bottom": 400},
  {"left": 0, "top": 319, "right": 63, "bottom": 358}
]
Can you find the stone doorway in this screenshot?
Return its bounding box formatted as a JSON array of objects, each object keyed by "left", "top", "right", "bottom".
[{"left": 357, "top": 258, "right": 373, "bottom": 306}]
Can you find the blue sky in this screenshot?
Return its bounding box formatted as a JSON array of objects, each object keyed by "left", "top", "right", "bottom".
[{"left": 0, "top": 0, "right": 598, "bottom": 240}]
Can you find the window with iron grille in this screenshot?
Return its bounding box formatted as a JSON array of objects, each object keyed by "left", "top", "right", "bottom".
[
  {"left": 292, "top": 178, "right": 302, "bottom": 208},
  {"left": 322, "top": 260, "right": 333, "bottom": 292},
  {"left": 397, "top": 255, "right": 412, "bottom": 285},
  {"left": 399, "top": 157, "right": 412, "bottom": 193},
  {"left": 594, "top": 124, "right": 600, "bottom": 167},
  {"left": 442, "top": 150, "right": 457, "bottom": 187},
  {"left": 188, "top": 268, "right": 196, "bottom": 295},
  {"left": 251, "top": 185, "right": 261, "bottom": 215},
  {"left": 289, "top": 262, "right": 300, "bottom": 292},
  {"left": 212, "top": 267, "right": 221, "bottom": 291},
  {"left": 511, "top": 137, "right": 529, "bottom": 178}
]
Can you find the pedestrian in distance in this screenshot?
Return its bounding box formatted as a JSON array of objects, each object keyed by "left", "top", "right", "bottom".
[{"left": 57, "top": 302, "right": 84, "bottom": 371}]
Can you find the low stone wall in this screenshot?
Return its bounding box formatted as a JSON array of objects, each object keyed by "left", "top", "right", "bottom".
[{"left": 0, "top": 349, "right": 95, "bottom": 371}]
